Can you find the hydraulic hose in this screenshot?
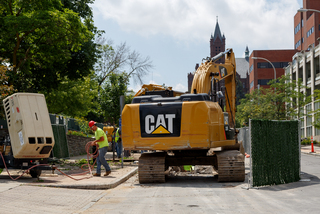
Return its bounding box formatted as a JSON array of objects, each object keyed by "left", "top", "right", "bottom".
[{"left": 0, "top": 141, "right": 99, "bottom": 181}]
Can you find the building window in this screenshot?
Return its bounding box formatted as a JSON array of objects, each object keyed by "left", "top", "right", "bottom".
[
  {"left": 250, "top": 80, "right": 254, "bottom": 89},
  {"left": 257, "top": 62, "right": 268, "bottom": 68},
  {"left": 302, "top": 19, "right": 304, "bottom": 27},
  {"left": 257, "top": 61, "right": 290, "bottom": 69},
  {"left": 258, "top": 79, "right": 272, "bottom": 85},
  {"left": 295, "top": 40, "right": 301, "bottom": 49},
  {"left": 307, "top": 26, "right": 314, "bottom": 38},
  {"left": 295, "top": 23, "right": 301, "bottom": 35},
  {"left": 249, "top": 64, "right": 253, "bottom": 74}
]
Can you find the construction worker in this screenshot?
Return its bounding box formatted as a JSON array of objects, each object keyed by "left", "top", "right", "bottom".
[
  {"left": 115, "top": 127, "right": 122, "bottom": 158},
  {"left": 88, "top": 120, "right": 111, "bottom": 176}
]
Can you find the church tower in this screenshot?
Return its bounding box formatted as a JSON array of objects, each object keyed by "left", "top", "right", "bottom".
[
  {"left": 210, "top": 17, "right": 225, "bottom": 63},
  {"left": 245, "top": 46, "right": 249, "bottom": 62}
]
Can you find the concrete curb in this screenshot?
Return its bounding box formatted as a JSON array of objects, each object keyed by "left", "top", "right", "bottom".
[
  {"left": 301, "top": 151, "right": 320, "bottom": 156},
  {"left": 35, "top": 167, "right": 138, "bottom": 190}
]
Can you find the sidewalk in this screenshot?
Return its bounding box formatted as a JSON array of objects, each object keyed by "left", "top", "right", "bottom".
[
  {"left": 300, "top": 144, "right": 320, "bottom": 156},
  {"left": 0, "top": 153, "right": 140, "bottom": 191}
]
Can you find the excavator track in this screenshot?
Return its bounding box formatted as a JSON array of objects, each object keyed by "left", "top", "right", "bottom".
[
  {"left": 215, "top": 150, "right": 245, "bottom": 182},
  {"left": 138, "top": 152, "right": 166, "bottom": 183}
]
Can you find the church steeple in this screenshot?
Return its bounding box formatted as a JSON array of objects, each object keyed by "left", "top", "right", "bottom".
[
  {"left": 210, "top": 16, "right": 225, "bottom": 63},
  {"left": 211, "top": 16, "right": 223, "bottom": 43},
  {"left": 245, "top": 46, "right": 249, "bottom": 62}
]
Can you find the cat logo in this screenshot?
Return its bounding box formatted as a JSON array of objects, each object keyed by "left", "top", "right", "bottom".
[
  {"left": 145, "top": 114, "right": 175, "bottom": 134},
  {"left": 140, "top": 103, "right": 181, "bottom": 138}
]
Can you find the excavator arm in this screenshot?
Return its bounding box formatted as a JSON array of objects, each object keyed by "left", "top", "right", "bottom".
[{"left": 191, "top": 49, "right": 236, "bottom": 128}]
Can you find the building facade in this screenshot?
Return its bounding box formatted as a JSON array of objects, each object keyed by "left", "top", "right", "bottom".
[
  {"left": 286, "top": 45, "right": 320, "bottom": 140},
  {"left": 287, "top": 0, "right": 320, "bottom": 140},
  {"left": 210, "top": 17, "right": 226, "bottom": 63},
  {"left": 294, "top": 0, "right": 320, "bottom": 51},
  {"left": 249, "top": 50, "right": 297, "bottom": 92},
  {"left": 236, "top": 46, "right": 250, "bottom": 95}
]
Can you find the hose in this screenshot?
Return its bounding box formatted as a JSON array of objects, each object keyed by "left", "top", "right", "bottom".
[{"left": 0, "top": 141, "right": 99, "bottom": 181}]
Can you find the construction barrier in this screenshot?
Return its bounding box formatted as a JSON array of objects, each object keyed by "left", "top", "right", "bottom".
[
  {"left": 52, "top": 124, "right": 69, "bottom": 158},
  {"left": 250, "top": 119, "right": 300, "bottom": 187}
]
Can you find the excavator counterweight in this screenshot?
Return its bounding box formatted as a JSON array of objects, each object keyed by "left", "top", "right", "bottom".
[{"left": 122, "top": 49, "right": 245, "bottom": 183}]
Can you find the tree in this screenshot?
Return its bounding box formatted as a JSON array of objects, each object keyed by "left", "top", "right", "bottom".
[
  {"left": 99, "top": 72, "right": 131, "bottom": 125},
  {"left": 236, "top": 89, "right": 275, "bottom": 126},
  {"left": 43, "top": 73, "right": 98, "bottom": 118},
  {"left": 0, "top": 58, "right": 15, "bottom": 100},
  {"left": 236, "top": 75, "right": 310, "bottom": 127},
  {"left": 236, "top": 75, "right": 245, "bottom": 106},
  {"left": 0, "top": 0, "right": 98, "bottom": 92},
  {"left": 311, "top": 89, "right": 320, "bottom": 129},
  {"left": 0, "top": 58, "right": 16, "bottom": 118},
  {"left": 95, "top": 41, "right": 153, "bottom": 86}
]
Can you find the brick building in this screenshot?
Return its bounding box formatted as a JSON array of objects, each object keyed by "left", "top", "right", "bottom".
[
  {"left": 188, "top": 18, "right": 249, "bottom": 96},
  {"left": 236, "top": 46, "right": 250, "bottom": 95},
  {"left": 249, "top": 49, "right": 297, "bottom": 92},
  {"left": 285, "top": 0, "right": 320, "bottom": 139},
  {"left": 188, "top": 18, "right": 226, "bottom": 92},
  {"left": 294, "top": 0, "right": 320, "bottom": 51},
  {"left": 210, "top": 17, "right": 226, "bottom": 63}
]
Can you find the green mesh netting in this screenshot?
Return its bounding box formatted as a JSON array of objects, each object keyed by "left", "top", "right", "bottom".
[
  {"left": 52, "top": 125, "right": 69, "bottom": 158},
  {"left": 251, "top": 120, "right": 300, "bottom": 187}
]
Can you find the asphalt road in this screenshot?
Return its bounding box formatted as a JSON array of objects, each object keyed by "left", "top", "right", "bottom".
[
  {"left": 82, "top": 153, "right": 320, "bottom": 214},
  {"left": 0, "top": 153, "right": 319, "bottom": 214}
]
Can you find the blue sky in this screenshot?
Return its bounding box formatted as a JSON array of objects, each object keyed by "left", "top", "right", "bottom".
[{"left": 91, "top": 0, "right": 303, "bottom": 93}]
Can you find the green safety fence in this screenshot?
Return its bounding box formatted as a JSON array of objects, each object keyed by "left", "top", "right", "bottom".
[
  {"left": 251, "top": 119, "right": 300, "bottom": 187},
  {"left": 52, "top": 124, "right": 69, "bottom": 158}
]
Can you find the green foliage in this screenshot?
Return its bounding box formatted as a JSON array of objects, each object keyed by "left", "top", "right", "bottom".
[
  {"left": 0, "top": 0, "right": 100, "bottom": 92},
  {"left": 125, "top": 90, "right": 135, "bottom": 104},
  {"left": 0, "top": 58, "right": 16, "bottom": 117},
  {"left": 236, "top": 75, "right": 245, "bottom": 106},
  {"left": 0, "top": 58, "right": 16, "bottom": 100},
  {"left": 43, "top": 74, "right": 99, "bottom": 117},
  {"left": 99, "top": 72, "right": 129, "bottom": 125},
  {"left": 301, "top": 137, "right": 319, "bottom": 145},
  {"left": 236, "top": 75, "right": 311, "bottom": 127},
  {"left": 311, "top": 90, "right": 320, "bottom": 129},
  {"left": 74, "top": 117, "right": 91, "bottom": 135},
  {"left": 67, "top": 130, "right": 87, "bottom": 137},
  {"left": 75, "top": 158, "right": 93, "bottom": 166},
  {"left": 0, "top": 168, "right": 3, "bottom": 174}
]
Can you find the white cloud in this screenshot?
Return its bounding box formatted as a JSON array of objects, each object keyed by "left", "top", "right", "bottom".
[
  {"left": 94, "top": 0, "right": 301, "bottom": 93},
  {"left": 128, "top": 84, "right": 142, "bottom": 94},
  {"left": 174, "top": 83, "right": 187, "bottom": 92},
  {"left": 94, "top": 0, "right": 300, "bottom": 50},
  {"left": 128, "top": 80, "right": 159, "bottom": 93}
]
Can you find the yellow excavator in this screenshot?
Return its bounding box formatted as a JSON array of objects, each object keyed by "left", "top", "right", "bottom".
[{"left": 122, "top": 49, "right": 245, "bottom": 183}]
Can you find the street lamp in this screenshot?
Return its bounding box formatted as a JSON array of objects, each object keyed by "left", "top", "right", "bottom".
[
  {"left": 252, "top": 57, "right": 276, "bottom": 80},
  {"left": 297, "top": 8, "right": 320, "bottom": 13}
]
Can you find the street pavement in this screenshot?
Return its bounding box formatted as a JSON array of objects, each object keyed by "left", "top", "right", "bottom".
[
  {"left": 300, "top": 144, "right": 320, "bottom": 156},
  {"left": 0, "top": 152, "right": 139, "bottom": 192},
  {"left": 0, "top": 145, "right": 319, "bottom": 192}
]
